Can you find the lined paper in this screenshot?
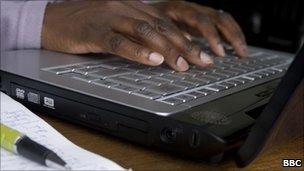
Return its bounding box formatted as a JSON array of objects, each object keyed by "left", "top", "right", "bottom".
[{"left": 0, "top": 92, "right": 126, "bottom": 170}]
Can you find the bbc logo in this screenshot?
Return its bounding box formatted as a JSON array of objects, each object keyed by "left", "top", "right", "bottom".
[{"left": 282, "top": 159, "right": 302, "bottom": 167}]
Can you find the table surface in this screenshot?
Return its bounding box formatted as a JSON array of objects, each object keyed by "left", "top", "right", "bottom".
[{"left": 40, "top": 114, "right": 303, "bottom": 170}]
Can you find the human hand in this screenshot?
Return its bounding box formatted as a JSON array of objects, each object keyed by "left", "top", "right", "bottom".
[
  {"left": 152, "top": 1, "right": 248, "bottom": 58},
  {"left": 42, "top": 0, "right": 214, "bottom": 71}
]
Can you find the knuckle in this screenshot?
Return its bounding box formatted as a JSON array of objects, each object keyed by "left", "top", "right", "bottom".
[
  {"left": 108, "top": 35, "right": 124, "bottom": 52},
  {"left": 153, "top": 19, "right": 172, "bottom": 33},
  {"left": 218, "top": 11, "right": 233, "bottom": 21},
  {"left": 190, "top": 13, "right": 211, "bottom": 24},
  {"left": 184, "top": 42, "right": 195, "bottom": 53},
  {"left": 134, "top": 21, "right": 155, "bottom": 38},
  {"left": 162, "top": 44, "right": 174, "bottom": 55},
  {"left": 134, "top": 47, "right": 146, "bottom": 59}
]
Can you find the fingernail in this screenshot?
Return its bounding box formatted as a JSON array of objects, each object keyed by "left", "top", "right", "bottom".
[
  {"left": 217, "top": 44, "right": 225, "bottom": 57},
  {"left": 200, "top": 51, "right": 213, "bottom": 65},
  {"left": 177, "top": 56, "right": 189, "bottom": 71},
  {"left": 241, "top": 44, "right": 249, "bottom": 57},
  {"left": 184, "top": 33, "right": 192, "bottom": 41},
  {"left": 149, "top": 52, "right": 164, "bottom": 65}
]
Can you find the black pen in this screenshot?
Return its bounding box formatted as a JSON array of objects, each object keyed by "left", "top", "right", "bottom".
[{"left": 1, "top": 123, "right": 71, "bottom": 170}]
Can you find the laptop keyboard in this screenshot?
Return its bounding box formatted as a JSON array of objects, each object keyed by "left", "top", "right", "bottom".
[{"left": 45, "top": 48, "right": 292, "bottom": 106}]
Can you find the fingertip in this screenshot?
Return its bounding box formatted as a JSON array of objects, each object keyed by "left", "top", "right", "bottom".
[
  {"left": 183, "top": 32, "right": 192, "bottom": 41},
  {"left": 233, "top": 42, "right": 248, "bottom": 58},
  {"left": 148, "top": 52, "right": 164, "bottom": 66},
  {"left": 200, "top": 51, "right": 213, "bottom": 65},
  {"left": 238, "top": 44, "right": 249, "bottom": 58},
  {"left": 176, "top": 56, "right": 189, "bottom": 71},
  {"left": 217, "top": 43, "right": 226, "bottom": 57}
]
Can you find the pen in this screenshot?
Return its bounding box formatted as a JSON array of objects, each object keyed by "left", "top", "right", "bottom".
[{"left": 0, "top": 123, "right": 71, "bottom": 170}]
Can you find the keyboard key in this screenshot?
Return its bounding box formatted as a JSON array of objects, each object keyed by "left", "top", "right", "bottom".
[
  {"left": 222, "top": 61, "right": 239, "bottom": 67},
  {"left": 72, "top": 62, "right": 99, "bottom": 69},
  {"left": 98, "top": 61, "right": 129, "bottom": 69},
  {"left": 59, "top": 72, "right": 82, "bottom": 78},
  {"left": 266, "top": 69, "right": 279, "bottom": 75},
  {"left": 227, "top": 79, "right": 244, "bottom": 86},
  {"left": 107, "top": 77, "right": 151, "bottom": 89},
  {"left": 260, "top": 58, "right": 284, "bottom": 66},
  {"left": 69, "top": 65, "right": 87, "bottom": 70},
  {"left": 186, "top": 91, "right": 206, "bottom": 99},
  {"left": 127, "top": 64, "right": 150, "bottom": 70},
  {"left": 146, "top": 84, "right": 184, "bottom": 95},
  {"left": 72, "top": 75, "right": 100, "bottom": 83},
  {"left": 88, "top": 68, "right": 131, "bottom": 79},
  {"left": 171, "top": 72, "right": 193, "bottom": 78},
  {"left": 161, "top": 98, "right": 184, "bottom": 105},
  {"left": 49, "top": 67, "right": 73, "bottom": 74},
  {"left": 111, "top": 85, "right": 138, "bottom": 94},
  {"left": 242, "top": 63, "right": 263, "bottom": 70},
  {"left": 252, "top": 73, "right": 264, "bottom": 78},
  {"left": 235, "top": 77, "right": 250, "bottom": 83},
  {"left": 148, "top": 67, "right": 173, "bottom": 74},
  {"left": 233, "top": 65, "right": 254, "bottom": 72},
  {"left": 243, "top": 74, "right": 262, "bottom": 81},
  {"left": 173, "top": 81, "right": 197, "bottom": 89},
  {"left": 207, "top": 85, "right": 227, "bottom": 92},
  {"left": 141, "top": 80, "right": 162, "bottom": 86},
  {"left": 92, "top": 80, "right": 118, "bottom": 88},
  {"left": 161, "top": 74, "right": 183, "bottom": 81},
  {"left": 214, "top": 71, "right": 231, "bottom": 78},
  {"left": 137, "top": 70, "right": 163, "bottom": 77},
  {"left": 120, "top": 74, "right": 149, "bottom": 81},
  {"left": 230, "top": 68, "right": 247, "bottom": 74},
  {"left": 74, "top": 67, "right": 102, "bottom": 75},
  {"left": 218, "top": 82, "right": 235, "bottom": 89},
  {"left": 85, "top": 62, "right": 108, "bottom": 69},
  {"left": 257, "top": 71, "right": 270, "bottom": 77},
  {"left": 183, "top": 77, "right": 209, "bottom": 86},
  {"left": 107, "top": 77, "right": 135, "bottom": 85},
  {"left": 273, "top": 64, "right": 289, "bottom": 72},
  {"left": 132, "top": 90, "right": 161, "bottom": 99},
  {"left": 212, "top": 63, "right": 231, "bottom": 69},
  {"left": 175, "top": 94, "right": 195, "bottom": 102},
  {"left": 242, "top": 75, "right": 259, "bottom": 81},
  {"left": 195, "top": 75, "right": 218, "bottom": 82},
  {"left": 147, "top": 77, "right": 172, "bottom": 84},
  {"left": 185, "top": 69, "right": 206, "bottom": 76},
  {"left": 196, "top": 88, "right": 215, "bottom": 95},
  {"left": 206, "top": 73, "right": 226, "bottom": 80},
  {"left": 218, "top": 70, "right": 239, "bottom": 76}
]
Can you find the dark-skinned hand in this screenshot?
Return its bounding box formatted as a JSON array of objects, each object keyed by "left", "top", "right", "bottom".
[
  {"left": 42, "top": 0, "right": 247, "bottom": 72},
  {"left": 152, "top": 1, "right": 248, "bottom": 58}
]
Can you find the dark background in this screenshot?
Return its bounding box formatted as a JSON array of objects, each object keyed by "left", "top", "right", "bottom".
[{"left": 189, "top": 0, "right": 304, "bottom": 53}]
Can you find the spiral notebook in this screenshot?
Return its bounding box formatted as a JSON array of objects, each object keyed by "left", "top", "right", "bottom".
[{"left": 0, "top": 92, "right": 126, "bottom": 170}]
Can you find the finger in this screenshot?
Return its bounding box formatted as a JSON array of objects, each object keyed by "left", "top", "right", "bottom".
[
  {"left": 122, "top": 0, "right": 165, "bottom": 19},
  {"left": 112, "top": 6, "right": 209, "bottom": 68},
  {"left": 182, "top": 31, "right": 192, "bottom": 41},
  {"left": 178, "top": 10, "right": 226, "bottom": 57},
  {"left": 112, "top": 17, "right": 189, "bottom": 71},
  {"left": 99, "top": 32, "right": 164, "bottom": 66},
  {"left": 214, "top": 11, "right": 248, "bottom": 58},
  {"left": 152, "top": 18, "right": 213, "bottom": 67},
  {"left": 111, "top": 4, "right": 211, "bottom": 68}
]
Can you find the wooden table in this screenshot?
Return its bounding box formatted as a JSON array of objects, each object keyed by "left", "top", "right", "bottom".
[{"left": 40, "top": 114, "right": 303, "bottom": 170}]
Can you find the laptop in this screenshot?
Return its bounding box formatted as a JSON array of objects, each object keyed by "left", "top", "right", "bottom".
[{"left": 1, "top": 39, "right": 302, "bottom": 166}]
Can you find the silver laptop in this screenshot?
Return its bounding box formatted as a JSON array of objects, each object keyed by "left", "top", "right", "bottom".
[{"left": 0, "top": 38, "right": 295, "bottom": 161}]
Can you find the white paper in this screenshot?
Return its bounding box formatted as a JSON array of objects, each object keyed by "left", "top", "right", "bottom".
[{"left": 0, "top": 92, "right": 126, "bottom": 170}]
